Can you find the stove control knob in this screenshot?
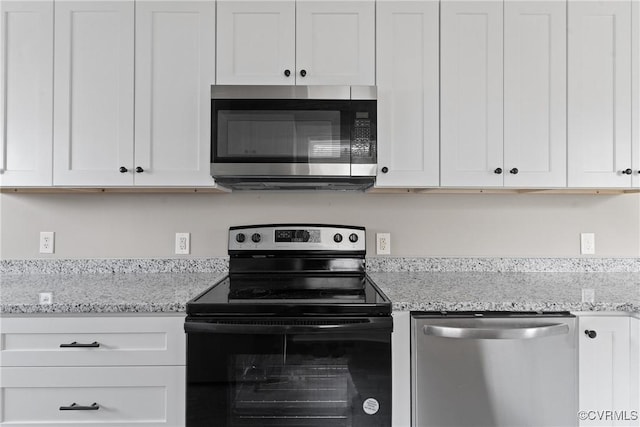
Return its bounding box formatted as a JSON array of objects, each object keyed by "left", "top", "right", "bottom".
[
  {"left": 333, "top": 233, "right": 343, "bottom": 243},
  {"left": 235, "top": 233, "right": 246, "bottom": 243},
  {"left": 251, "top": 233, "right": 261, "bottom": 243},
  {"left": 349, "top": 233, "right": 358, "bottom": 243}
]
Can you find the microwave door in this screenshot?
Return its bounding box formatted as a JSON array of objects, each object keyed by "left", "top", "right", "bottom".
[{"left": 216, "top": 110, "right": 345, "bottom": 163}]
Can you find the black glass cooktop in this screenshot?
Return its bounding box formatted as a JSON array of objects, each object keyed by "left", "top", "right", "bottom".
[{"left": 186, "top": 274, "right": 391, "bottom": 317}]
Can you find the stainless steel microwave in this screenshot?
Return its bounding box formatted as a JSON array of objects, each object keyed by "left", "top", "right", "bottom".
[{"left": 210, "top": 85, "right": 377, "bottom": 191}]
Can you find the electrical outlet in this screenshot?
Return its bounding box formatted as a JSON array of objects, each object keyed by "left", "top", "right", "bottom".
[
  {"left": 582, "top": 288, "right": 595, "bottom": 303},
  {"left": 376, "top": 233, "right": 391, "bottom": 255},
  {"left": 39, "top": 292, "right": 53, "bottom": 305},
  {"left": 39, "top": 231, "right": 55, "bottom": 254},
  {"left": 580, "top": 233, "right": 595, "bottom": 255},
  {"left": 175, "top": 233, "right": 190, "bottom": 255}
]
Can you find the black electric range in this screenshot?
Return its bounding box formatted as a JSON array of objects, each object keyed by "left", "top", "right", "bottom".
[
  {"left": 184, "top": 224, "right": 393, "bottom": 427},
  {"left": 186, "top": 224, "right": 391, "bottom": 317}
]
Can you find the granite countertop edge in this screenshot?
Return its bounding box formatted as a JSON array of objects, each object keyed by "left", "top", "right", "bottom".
[{"left": 2, "top": 302, "right": 638, "bottom": 316}]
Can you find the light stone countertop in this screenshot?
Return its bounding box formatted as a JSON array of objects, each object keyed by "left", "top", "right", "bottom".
[
  {"left": 370, "top": 272, "right": 640, "bottom": 313},
  {"left": 0, "top": 271, "right": 638, "bottom": 315},
  {"left": 0, "top": 273, "right": 221, "bottom": 314}
]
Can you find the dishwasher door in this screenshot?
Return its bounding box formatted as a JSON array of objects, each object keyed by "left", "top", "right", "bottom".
[{"left": 411, "top": 312, "right": 577, "bottom": 427}]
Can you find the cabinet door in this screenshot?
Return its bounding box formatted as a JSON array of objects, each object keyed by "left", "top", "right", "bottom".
[
  {"left": 0, "top": 366, "right": 184, "bottom": 426},
  {"left": 376, "top": 0, "right": 439, "bottom": 187},
  {"left": 296, "top": 1, "right": 375, "bottom": 86},
  {"left": 135, "top": 0, "right": 215, "bottom": 186},
  {"left": 633, "top": 0, "right": 640, "bottom": 188},
  {"left": 0, "top": 1, "right": 53, "bottom": 187},
  {"left": 568, "top": 1, "right": 632, "bottom": 188},
  {"left": 216, "top": 1, "right": 295, "bottom": 85},
  {"left": 53, "top": 1, "right": 134, "bottom": 186},
  {"left": 440, "top": 0, "right": 503, "bottom": 187},
  {"left": 579, "top": 316, "right": 631, "bottom": 427},
  {"left": 504, "top": 0, "right": 566, "bottom": 188}
]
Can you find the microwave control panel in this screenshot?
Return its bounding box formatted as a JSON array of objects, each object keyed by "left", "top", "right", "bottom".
[{"left": 353, "top": 112, "right": 373, "bottom": 157}]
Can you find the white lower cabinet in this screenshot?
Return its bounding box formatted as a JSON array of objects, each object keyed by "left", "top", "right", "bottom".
[
  {"left": 0, "top": 315, "right": 186, "bottom": 426},
  {"left": 579, "top": 315, "right": 635, "bottom": 427},
  {"left": 0, "top": 366, "right": 185, "bottom": 426}
]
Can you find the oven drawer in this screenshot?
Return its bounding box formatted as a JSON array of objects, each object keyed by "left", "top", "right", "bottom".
[
  {"left": 0, "top": 316, "right": 185, "bottom": 367},
  {"left": 0, "top": 366, "right": 185, "bottom": 426}
]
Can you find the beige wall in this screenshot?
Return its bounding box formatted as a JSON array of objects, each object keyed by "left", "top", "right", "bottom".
[{"left": 1, "top": 192, "right": 639, "bottom": 259}]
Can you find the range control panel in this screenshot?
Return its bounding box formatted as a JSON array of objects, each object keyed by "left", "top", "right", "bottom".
[{"left": 228, "top": 224, "right": 366, "bottom": 252}]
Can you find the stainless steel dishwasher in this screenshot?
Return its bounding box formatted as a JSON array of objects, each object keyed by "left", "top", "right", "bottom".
[{"left": 411, "top": 311, "right": 577, "bottom": 427}]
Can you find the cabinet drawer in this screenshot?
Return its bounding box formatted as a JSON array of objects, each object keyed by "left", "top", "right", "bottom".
[
  {"left": 0, "top": 366, "right": 185, "bottom": 426},
  {"left": 0, "top": 316, "right": 185, "bottom": 366}
]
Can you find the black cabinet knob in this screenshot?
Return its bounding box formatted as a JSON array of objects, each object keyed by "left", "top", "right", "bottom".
[
  {"left": 510, "top": 168, "right": 519, "bottom": 175},
  {"left": 494, "top": 168, "right": 503, "bottom": 175},
  {"left": 284, "top": 69, "right": 291, "bottom": 77},
  {"left": 622, "top": 168, "right": 633, "bottom": 175},
  {"left": 300, "top": 69, "right": 307, "bottom": 77},
  {"left": 584, "top": 330, "right": 597, "bottom": 339},
  {"left": 119, "top": 166, "right": 128, "bottom": 173},
  {"left": 135, "top": 166, "right": 144, "bottom": 173},
  {"left": 381, "top": 167, "right": 389, "bottom": 174}
]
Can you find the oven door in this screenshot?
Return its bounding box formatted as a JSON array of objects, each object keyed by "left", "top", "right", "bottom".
[{"left": 185, "top": 317, "right": 392, "bottom": 427}]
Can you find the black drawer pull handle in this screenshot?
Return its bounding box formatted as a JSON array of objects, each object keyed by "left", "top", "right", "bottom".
[
  {"left": 60, "top": 402, "right": 100, "bottom": 411},
  {"left": 60, "top": 341, "right": 100, "bottom": 348}
]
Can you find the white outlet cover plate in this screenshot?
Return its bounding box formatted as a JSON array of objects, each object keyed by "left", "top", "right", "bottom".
[
  {"left": 175, "top": 233, "right": 190, "bottom": 255},
  {"left": 39, "top": 231, "right": 55, "bottom": 254},
  {"left": 39, "top": 292, "right": 53, "bottom": 305},
  {"left": 376, "top": 233, "right": 391, "bottom": 255},
  {"left": 580, "top": 233, "right": 595, "bottom": 255}
]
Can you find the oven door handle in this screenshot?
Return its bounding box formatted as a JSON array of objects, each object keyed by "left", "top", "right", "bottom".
[{"left": 184, "top": 318, "right": 392, "bottom": 334}]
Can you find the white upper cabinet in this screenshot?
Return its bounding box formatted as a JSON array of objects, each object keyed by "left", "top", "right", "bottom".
[
  {"left": 135, "top": 0, "right": 216, "bottom": 186},
  {"left": 53, "top": 1, "right": 135, "bottom": 186},
  {"left": 216, "top": 1, "right": 295, "bottom": 85},
  {"left": 296, "top": 1, "right": 375, "bottom": 86},
  {"left": 504, "top": 0, "right": 566, "bottom": 188},
  {"left": 441, "top": 0, "right": 567, "bottom": 188},
  {"left": 633, "top": 0, "right": 640, "bottom": 188},
  {"left": 375, "top": 0, "right": 439, "bottom": 187},
  {"left": 216, "top": 0, "right": 374, "bottom": 86},
  {"left": 0, "top": 0, "right": 53, "bottom": 187},
  {"left": 440, "top": 1, "right": 504, "bottom": 187},
  {"left": 568, "top": 0, "right": 633, "bottom": 188}
]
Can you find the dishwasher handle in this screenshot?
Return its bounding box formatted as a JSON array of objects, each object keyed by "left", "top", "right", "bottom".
[{"left": 423, "top": 322, "right": 570, "bottom": 340}]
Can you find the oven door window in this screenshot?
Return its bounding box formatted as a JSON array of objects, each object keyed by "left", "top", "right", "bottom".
[
  {"left": 186, "top": 329, "right": 391, "bottom": 427},
  {"left": 212, "top": 100, "right": 350, "bottom": 164}
]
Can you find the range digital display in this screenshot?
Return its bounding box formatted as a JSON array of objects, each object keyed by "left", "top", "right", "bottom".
[{"left": 275, "top": 229, "right": 310, "bottom": 243}]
